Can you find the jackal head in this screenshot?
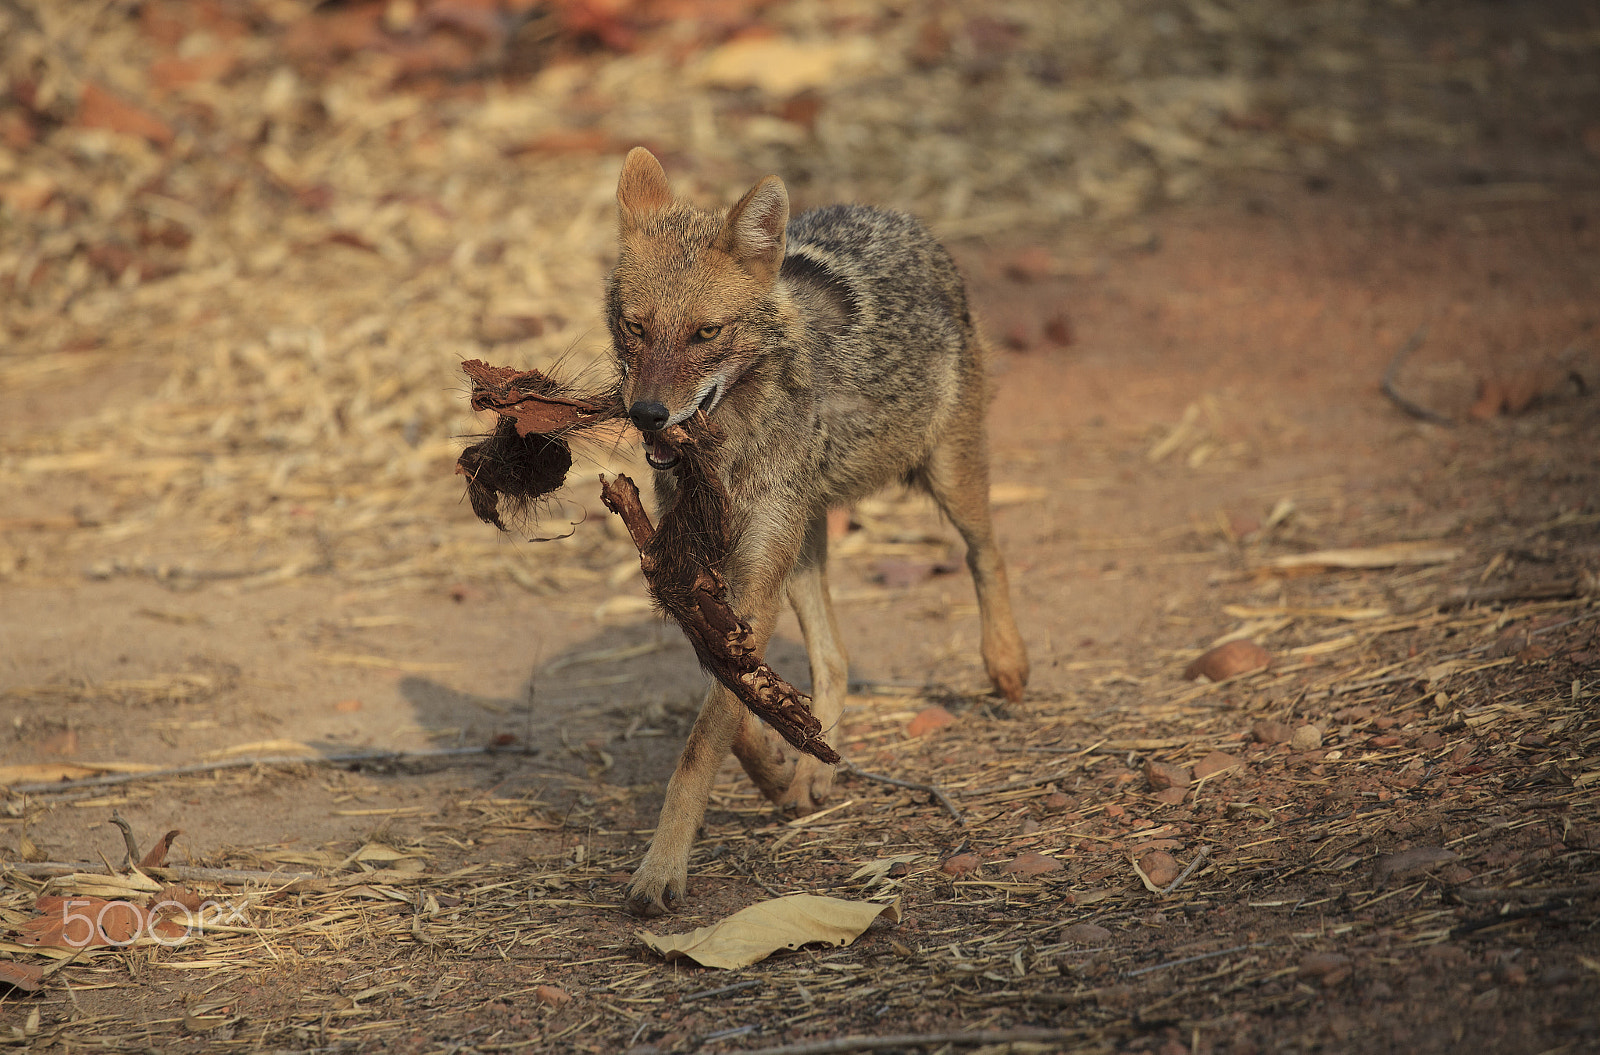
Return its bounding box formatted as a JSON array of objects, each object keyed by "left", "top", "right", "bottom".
[{"left": 607, "top": 147, "right": 789, "bottom": 470}]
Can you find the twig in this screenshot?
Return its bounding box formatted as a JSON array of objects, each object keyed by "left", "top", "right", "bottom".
[
  {"left": 1451, "top": 899, "right": 1572, "bottom": 938},
  {"left": 738, "top": 1029, "right": 1085, "bottom": 1055},
  {"left": 1450, "top": 881, "right": 1600, "bottom": 904},
  {"left": 1381, "top": 326, "right": 1454, "bottom": 425},
  {"left": 1160, "top": 844, "right": 1213, "bottom": 896},
  {"left": 840, "top": 762, "right": 964, "bottom": 825},
  {"left": 679, "top": 979, "right": 761, "bottom": 1003},
  {"left": 3, "top": 861, "right": 322, "bottom": 887},
  {"left": 6, "top": 744, "right": 539, "bottom": 796},
  {"left": 107, "top": 811, "right": 140, "bottom": 869},
  {"left": 1125, "top": 942, "right": 1270, "bottom": 977}
]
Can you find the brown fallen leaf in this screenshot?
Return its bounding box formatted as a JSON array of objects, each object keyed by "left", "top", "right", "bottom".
[
  {"left": 76, "top": 82, "right": 174, "bottom": 146},
  {"left": 139, "top": 829, "right": 183, "bottom": 869},
  {"left": 640, "top": 894, "right": 902, "bottom": 969},
  {"left": 17, "top": 895, "right": 188, "bottom": 949},
  {"left": 1184, "top": 639, "right": 1270, "bottom": 681},
  {"left": 0, "top": 961, "right": 45, "bottom": 992}
]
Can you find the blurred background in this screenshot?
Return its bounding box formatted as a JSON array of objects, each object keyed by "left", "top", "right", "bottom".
[{"left": 2, "top": 0, "right": 1597, "bottom": 588}]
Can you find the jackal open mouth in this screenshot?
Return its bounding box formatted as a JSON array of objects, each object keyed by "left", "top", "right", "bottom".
[{"left": 643, "top": 432, "right": 681, "bottom": 470}]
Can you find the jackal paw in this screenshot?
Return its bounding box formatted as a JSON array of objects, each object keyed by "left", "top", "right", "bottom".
[
  {"left": 774, "top": 755, "right": 835, "bottom": 815},
  {"left": 624, "top": 859, "right": 687, "bottom": 917}
]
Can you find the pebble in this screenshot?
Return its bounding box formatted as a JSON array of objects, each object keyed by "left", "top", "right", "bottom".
[
  {"left": 1002, "top": 852, "right": 1064, "bottom": 877},
  {"left": 1138, "top": 850, "right": 1180, "bottom": 887},
  {"left": 906, "top": 706, "right": 956, "bottom": 738},
  {"left": 1060, "top": 922, "right": 1113, "bottom": 944},
  {"left": 1192, "top": 750, "right": 1244, "bottom": 780},
  {"left": 1250, "top": 719, "right": 1293, "bottom": 744},
  {"left": 1144, "top": 760, "right": 1191, "bottom": 791},
  {"left": 535, "top": 985, "right": 571, "bottom": 1006},
  {"left": 1183, "top": 639, "right": 1271, "bottom": 682},
  {"left": 1290, "top": 724, "right": 1323, "bottom": 751},
  {"left": 939, "top": 853, "right": 981, "bottom": 876}
]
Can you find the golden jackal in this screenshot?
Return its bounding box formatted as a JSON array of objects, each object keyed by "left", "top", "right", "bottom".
[{"left": 609, "top": 148, "right": 1028, "bottom": 916}]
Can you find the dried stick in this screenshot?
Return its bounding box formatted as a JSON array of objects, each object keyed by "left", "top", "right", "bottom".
[
  {"left": 7, "top": 744, "right": 539, "bottom": 797},
  {"left": 599, "top": 468, "right": 836, "bottom": 764},
  {"left": 1381, "top": 326, "right": 1454, "bottom": 425},
  {"left": 4, "top": 862, "right": 320, "bottom": 887},
  {"left": 107, "top": 811, "right": 140, "bottom": 869},
  {"left": 1160, "top": 844, "right": 1213, "bottom": 896},
  {"left": 738, "top": 1029, "right": 1084, "bottom": 1055},
  {"left": 839, "top": 762, "right": 964, "bottom": 825}
]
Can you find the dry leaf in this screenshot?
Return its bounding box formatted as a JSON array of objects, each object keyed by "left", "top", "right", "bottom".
[
  {"left": 640, "top": 894, "right": 902, "bottom": 969},
  {"left": 1263, "top": 544, "right": 1461, "bottom": 571},
  {"left": 17, "top": 895, "right": 187, "bottom": 949},
  {"left": 139, "top": 829, "right": 183, "bottom": 869},
  {"left": 0, "top": 961, "right": 45, "bottom": 992}
]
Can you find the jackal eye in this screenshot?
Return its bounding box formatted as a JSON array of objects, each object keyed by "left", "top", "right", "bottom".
[
  {"left": 622, "top": 320, "right": 646, "bottom": 338},
  {"left": 693, "top": 325, "right": 722, "bottom": 343}
]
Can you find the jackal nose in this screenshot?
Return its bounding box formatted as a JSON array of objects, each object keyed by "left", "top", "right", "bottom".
[{"left": 629, "top": 400, "right": 670, "bottom": 432}]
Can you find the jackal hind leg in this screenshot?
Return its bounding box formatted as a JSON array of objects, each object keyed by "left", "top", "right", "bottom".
[
  {"left": 920, "top": 412, "right": 1030, "bottom": 702},
  {"left": 758, "top": 512, "right": 845, "bottom": 814}
]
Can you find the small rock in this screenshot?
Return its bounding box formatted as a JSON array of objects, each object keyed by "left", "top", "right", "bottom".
[
  {"left": 1373, "top": 715, "right": 1399, "bottom": 730},
  {"left": 1290, "top": 725, "right": 1323, "bottom": 752},
  {"left": 1060, "top": 922, "right": 1112, "bottom": 945},
  {"left": 1144, "top": 760, "right": 1191, "bottom": 791},
  {"left": 939, "top": 853, "right": 981, "bottom": 876},
  {"left": 1192, "top": 750, "right": 1244, "bottom": 780},
  {"left": 906, "top": 706, "right": 956, "bottom": 738},
  {"left": 1041, "top": 791, "right": 1076, "bottom": 812},
  {"left": 1137, "top": 851, "right": 1180, "bottom": 887},
  {"left": 535, "top": 985, "right": 571, "bottom": 1006},
  {"left": 1414, "top": 731, "right": 1444, "bottom": 750},
  {"left": 1002, "top": 852, "right": 1064, "bottom": 877},
  {"left": 1374, "top": 846, "right": 1458, "bottom": 882},
  {"left": 1298, "top": 952, "right": 1351, "bottom": 985},
  {"left": 1369, "top": 735, "right": 1403, "bottom": 748},
  {"left": 1103, "top": 804, "right": 1126, "bottom": 819},
  {"left": 1018, "top": 817, "right": 1040, "bottom": 835},
  {"left": 1152, "top": 788, "right": 1188, "bottom": 806},
  {"left": 1043, "top": 312, "right": 1074, "bottom": 347},
  {"left": 1004, "top": 246, "right": 1057, "bottom": 282},
  {"left": 1251, "top": 719, "right": 1293, "bottom": 744},
  {"left": 1183, "top": 640, "right": 1270, "bottom": 682}
]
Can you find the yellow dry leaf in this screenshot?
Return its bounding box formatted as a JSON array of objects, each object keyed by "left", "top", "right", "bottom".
[
  {"left": 1264, "top": 544, "right": 1460, "bottom": 571},
  {"left": 641, "top": 894, "right": 902, "bottom": 969},
  {"left": 0, "top": 763, "right": 110, "bottom": 786}
]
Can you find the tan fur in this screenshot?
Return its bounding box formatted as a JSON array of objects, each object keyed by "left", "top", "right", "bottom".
[{"left": 608, "top": 148, "right": 1029, "bottom": 916}]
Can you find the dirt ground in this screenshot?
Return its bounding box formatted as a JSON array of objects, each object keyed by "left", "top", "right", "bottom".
[{"left": 3, "top": 1, "right": 1600, "bottom": 1053}]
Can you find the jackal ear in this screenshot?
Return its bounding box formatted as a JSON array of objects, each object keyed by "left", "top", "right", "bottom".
[
  {"left": 617, "top": 147, "right": 672, "bottom": 230},
  {"left": 716, "top": 175, "right": 788, "bottom": 283}
]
